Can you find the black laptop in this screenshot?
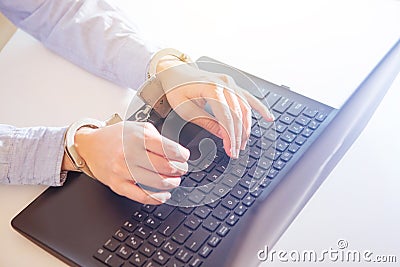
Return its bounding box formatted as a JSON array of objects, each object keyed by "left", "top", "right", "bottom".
[{"left": 11, "top": 38, "right": 400, "bottom": 267}]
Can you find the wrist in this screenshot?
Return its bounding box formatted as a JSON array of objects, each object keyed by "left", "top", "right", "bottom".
[
  {"left": 156, "top": 55, "right": 185, "bottom": 73},
  {"left": 61, "top": 127, "right": 96, "bottom": 172},
  {"left": 74, "top": 127, "right": 97, "bottom": 165}
]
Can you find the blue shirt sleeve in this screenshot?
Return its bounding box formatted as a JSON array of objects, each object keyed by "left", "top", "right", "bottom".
[
  {"left": 0, "top": 0, "right": 163, "bottom": 185},
  {"left": 0, "top": 125, "right": 67, "bottom": 186}
]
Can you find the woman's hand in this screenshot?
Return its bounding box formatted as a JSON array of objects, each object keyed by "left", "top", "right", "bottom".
[
  {"left": 63, "top": 121, "right": 190, "bottom": 204},
  {"left": 157, "top": 56, "right": 274, "bottom": 158}
]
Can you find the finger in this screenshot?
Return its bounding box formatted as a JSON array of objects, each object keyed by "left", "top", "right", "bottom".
[
  {"left": 236, "top": 90, "right": 252, "bottom": 150},
  {"left": 223, "top": 87, "right": 243, "bottom": 158},
  {"left": 111, "top": 179, "right": 171, "bottom": 204},
  {"left": 172, "top": 97, "right": 223, "bottom": 139},
  {"left": 242, "top": 90, "right": 275, "bottom": 122},
  {"left": 135, "top": 150, "right": 188, "bottom": 177},
  {"left": 142, "top": 122, "right": 190, "bottom": 162},
  {"left": 203, "top": 85, "right": 235, "bottom": 158},
  {"left": 129, "top": 164, "right": 182, "bottom": 190}
]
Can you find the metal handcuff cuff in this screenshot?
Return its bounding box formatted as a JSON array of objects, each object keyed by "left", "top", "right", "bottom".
[{"left": 64, "top": 48, "right": 193, "bottom": 178}]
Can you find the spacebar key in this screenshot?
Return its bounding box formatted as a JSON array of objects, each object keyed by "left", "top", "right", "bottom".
[{"left": 158, "top": 210, "right": 186, "bottom": 236}]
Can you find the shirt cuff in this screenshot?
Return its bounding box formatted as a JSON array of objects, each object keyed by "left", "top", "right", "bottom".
[{"left": 1, "top": 126, "right": 67, "bottom": 186}]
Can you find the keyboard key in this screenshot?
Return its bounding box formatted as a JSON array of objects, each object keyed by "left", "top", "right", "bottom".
[
  {"left": 276, "top": 140, "right": 289, "bottom": 152},
  {"left": 94, "top": 248, "right": 124, "bottom": 267},
  {"left": 302, "top": 128, "right": 313, "bottom": 137},
  {"left": 280, "top": 151, "right": 293, "bottom": 162},
  {"left": 132, "top": 210, "right": 147, "bottom": 222},
  {"left": 202, "top": 216, "right": 221, "bottom": 232},
  {"left": 175, "top": 248, "right": 193, "bottom": 263},
  {"left": 275, "top": 122, "right": 288, "bottom": 133},
  {"left": 295, "top": 136, "right": 307, "bottom": 146},
  {"left": 158, "top": 210, "right": 186, "bottom": 236},
  {"left": 126, "top": 236, "right": 143, "bottom": 250},
  {"left": 208, "top": 235, "right": 222, "bottom": 247},
  {"left": 288, "top": 143, "right": 300, "bottom": 153},
  {"left": 287, "top": 102, "right": 305, "bottom": 116},
  {"left": 303, "top": 107, "right": 318, "bottom": 118},
  {"left": 153, "top": 251, "right": 169, "bottom": 265},
  {"left": 288, "top": 123, "right": 304, "bottom": 134},
  {"left": 273, "top": 97, "right": 293, "bottom": 113},
  {"left": 264, "top": 130, "right": 279, "bottom": 141},
  {"left": 315, "top": 112, "right": 328, "bottom": 122},
  {"left": 222, "top": 175, "right": 240, "bottom": 188},
  {"left": 231, "top": 165, "right": 246, "bottom": 178},
  {"left": 130, "top": 252, "right": 147, "bottom": 267},
  {"left": 170, "top": 188, "right": 188, "bottom": 203},
  {"left": 144, "top": 216, "right": 161, "bottom": 229},
  {"left": 166, "top": 258, "right": 184, "bottom": 267},
  {"left": 259, "top": 119, "right": 273, "bottom": 130},
  {"left": 249, "top": 186, "right": 262, "bottom": 197},
  {"left": 139, "top": 243, "right": 156, "bottom": 257},
  {"left": 281, "top": 131, "right": 296, "bottom": 143},
  {"left": 265, "top": 147, "right": 281, "bottom": 161},
  {"left": 189, "top": 172, "right": 206, "bottom": 183},
  {"left": 212, "top": 183, "right": 230, "bottom": 198},
  {"left": 122, "top": 220, "right": 136, "bottom": 233},
  {"left": 178, "top": 206, "right": 195, "bottom": 215},
  {"left": 243, "top": 194, "right": 256, "bottom": 207},
  {"left": 306, "top": 120, "right": 319, "bottom": 131},
  {"left": 116, "top": 245, "right": 133, "bottom": 260},
  {"left": 134, "top": 226, "right": 151, "bottom": 239},
  {"left": 143, "top": 260, "right": 161, "bottom": 267},
  {"left": 189, "top": 256, "right": 203, "bottom": 267},
  {"left": 216, "top": 224, "right": 230, "bottom": 237},
  {"left": 259, "top": 177, "right": 272, "bottom": 188},
  {"left": 149, "top": 232, "right": 165, "bottom": 247},
  {"left": 279, "top": 114, "right": 295, "bottom": 125},
  {"left": 184, "top": 215, "right": 202, "bottom": 230},
  {"left": 172, "top": 225, "right": 192, "bottom": 244},
  {"left": 231, "top": 187, "right": 246, "bottom": 200},
  {"left": 221, "top": 195, "right": 240, "bottom": 210},
  {"left": 162, "top": 240, "right": 179, "bottom": 255},
  {"left": 154, "top": 205, "right": 175, "bottom": 220},
  {"left": 104, "top": 238, "right": 119, "bottom": 252},
  {"left": 199, "top": 245, "right": 213, "bottom": 258},
  {"left": 273, "top": 160, "right": 286, "bottom": 170},
  {"left": 212, "top": 206, "right": 230, "bottom": 221},
  {"left": 185, "top": 228, "right": 210, "bottom": 252},
  {"left": 113, "top": 228, "right": 129, "bottom": 242},
  {"left": 188, "top": 189, "right": 205, "bottom": 204},
  {"left": 267, "top": 168, "right": 279, "bottom": 179},
  {"left": 264, "top": 92, "right": 281, "bottom": 107},
  {"left": 249, "top": 147, "right": 262, "bottom": 159},
  {"left": 296, "top": 115, "right": 311, "bottom": 126},
  {"left": 194, "top": 206, "right": 212, "bottom": 219},
  {"left": 141, "top": 204, "right": 157, "bottom": 213},
  {"left": 198, "top": 183, "right": 214, "bottom": 194},
  {"left": 226, "top": 214, "right": 240, "bottom": 226}
]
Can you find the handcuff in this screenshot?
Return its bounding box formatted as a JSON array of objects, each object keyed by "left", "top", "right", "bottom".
[{"left": 64, "top": 48, "right": 192, "bottom": 178}]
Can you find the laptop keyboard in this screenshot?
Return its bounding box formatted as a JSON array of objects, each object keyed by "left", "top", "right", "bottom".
[{"left": 93, "top": 89, "right": 330, "bottom": 267}]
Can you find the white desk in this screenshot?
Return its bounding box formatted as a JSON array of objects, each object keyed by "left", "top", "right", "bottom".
[{"left": 1, "top": 1, "right": 399, "bottom": 266}]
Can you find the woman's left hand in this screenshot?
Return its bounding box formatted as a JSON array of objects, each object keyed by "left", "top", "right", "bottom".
[{"left": 156, "top": 56, "right": 274, "bottom": 158}]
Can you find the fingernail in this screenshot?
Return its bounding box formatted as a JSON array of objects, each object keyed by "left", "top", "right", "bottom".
[
  {"left": 162, "top": 178, "right": 181, "bottom": 187},
  {"left": 269, "top": 113, "right": 275, "bottom": 121},
  {"left": 179, "top": 146, "right": 190, "bottom": 160},
  {"left": 149, "top": 192, "right": 171, "bottom": 203},
  {"left": 170, "top": 161, "right": 188, "bottom": 174}
]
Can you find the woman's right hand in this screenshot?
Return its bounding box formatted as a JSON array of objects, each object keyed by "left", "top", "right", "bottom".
[{"left": 67, "top": 121, "right": 190, "bottom": 204}]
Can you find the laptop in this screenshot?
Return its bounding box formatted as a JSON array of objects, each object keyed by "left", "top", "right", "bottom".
[{"left": 11, "top": 37, "right": 400, "bottom": 267}]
